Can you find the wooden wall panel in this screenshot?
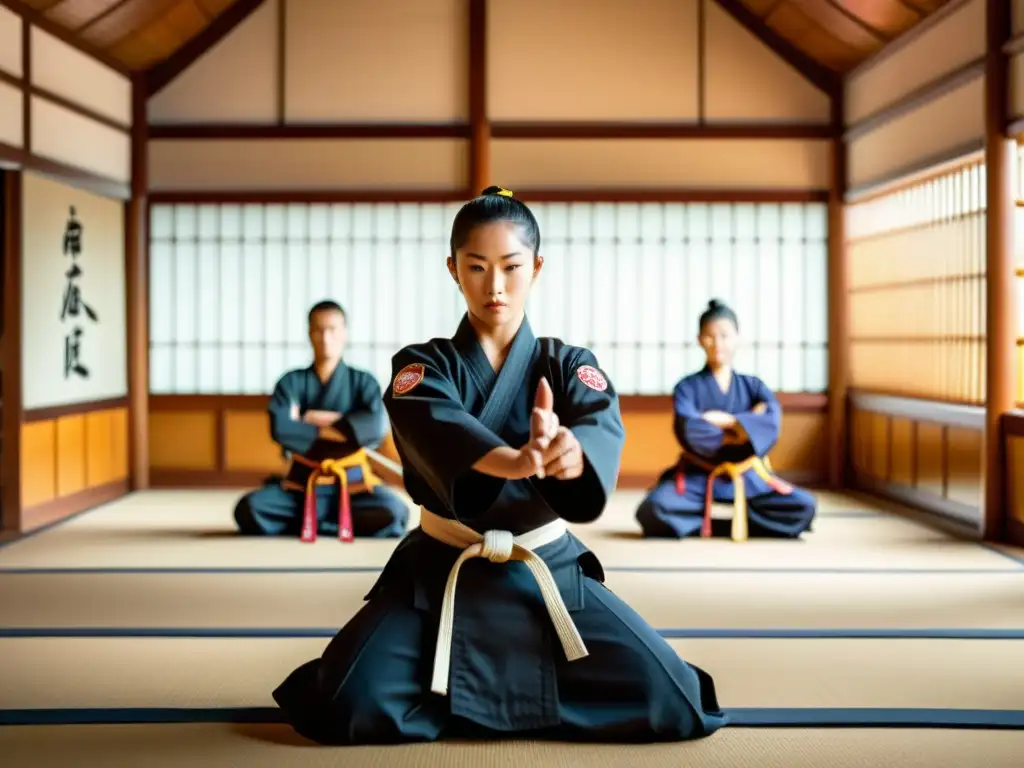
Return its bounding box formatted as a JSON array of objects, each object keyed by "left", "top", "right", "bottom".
[
  {"left": 20, "top": 420, "right": 57, "bottom": 509},
  {"left": 846, "top": 75, "right": 985, "bottom": 191},
  {"left": 916, "top": 422, "right": 945, "bottom": 499},
  {"left": 490, "top": 138, "right": 831, "bottom": 191},
  {"left": 148, "top": 0, "right": 278, "bottom": 124},
  {"left": 85, "top": 410, "right": 115, "bottom": 487},
  {"left": 55, "top": 414, "right": 86, "bottom": 497},
  {"left": 0, "top": 81, "right": 23, "bottom": 148},
  {"left": 844, "top": 0, "right": 985, "bottom": 124},
  {"left": 1015, "top": 0, "right": 1024, "bottom": 34},
  {"left": 488, "top": 0, "right": 699, "bottom": 121},
  {"left": 287, "top": 0, "right": 466, "bottom": 122},
  {"left": 0, "top": 5, "right": 22, "bottom": 78},
  {"left": 30, "top": 96, "right": 131, "bottom": 185},
  {"left": 946, "top": 425, "right": 984, "bottom": 508},
  {"left": 30, "top": 27, "right": 131, "bottom": 127},
  {"left": 1012, "top": 54, "right": 1024, "bottom": 125},
  {"left": 147, "top": 138, "right": 468, "bottom": 192},
  {"left": 1007, "top": 434, "right": 1024, "bottom": 532},
  {"left": 147, "top": 0, "right": 830, "bottom": 127},
  {"left": 849, "top": 392, "right": 984, "bottom": 531},
  {"left": 223, "top": 411, "right": 287, "bottom": 472},
  {"left": 148, "top": 411, "right": 217, "bottom": 469},
  {"left": 890, "top": 417, "right": 914, "bottom": 487},
  {"left": 702, "top": 0, "right": 829, "bottom": 123},
  {"left": 149, "top": 394, "right": 828, "bottom": 489},
  {"left": 1004, "top": 416, "right": 1024, "bottom": 544},
  {"left": 17, "top": 405, "right": 129, "bottom": 533}
]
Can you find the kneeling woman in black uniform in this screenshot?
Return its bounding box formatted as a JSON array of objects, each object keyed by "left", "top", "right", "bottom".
[{"left": 273, "top": 187, "right": 727, "bottom": 745}]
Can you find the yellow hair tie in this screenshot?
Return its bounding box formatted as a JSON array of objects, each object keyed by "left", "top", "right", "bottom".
[{"left": 496, "top": 187, "right": 514, "bottom": 197}]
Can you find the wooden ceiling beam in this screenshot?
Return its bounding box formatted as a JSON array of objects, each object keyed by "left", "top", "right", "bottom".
[
  {"left": 72, "top": 0, "right": 135, "bottom": 34},
  {"left": 710, "top": 0, "right": 840, "bottom": 95},
  {"left": 144, "top": 0, "right": 266, "bottom": 96},
  {"left": 823, "top": 0, "right": 891, "bottom": 42}
]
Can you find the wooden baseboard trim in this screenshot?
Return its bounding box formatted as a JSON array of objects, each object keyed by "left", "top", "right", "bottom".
[
  {"left": 22, "top": 396, "right": 130, "bottom": 423},
  {"left": 19, "top": 479, "right": 130, "bottom": 534},
  {"left": 149, "top": 468, "right": 824, "bottom": 494},
  {"left": 615, "top": 469, "right": 824, "bottom": 490},
  {"left": 852, "top": 474, "right": 981, "bottom": 537},
  {"left": 1006, "top": 516, "right": 1024, "bottom": 548},
  {"left": 150, "top": 469, "right": 275, "bottom": 489},
  {"left": 149, "top": 392, "right": 828, "bottom": 414}
]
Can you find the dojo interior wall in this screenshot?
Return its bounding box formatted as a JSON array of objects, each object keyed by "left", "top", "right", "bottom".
[
  {"left": 0, "top": 8, "right": 133, "bottom": 534},
  {"left": 841, "top": 0, "right": 988, "bottom": 530},
  {"left": 143, "top": 0, "right": 833, "bottom": 490}
]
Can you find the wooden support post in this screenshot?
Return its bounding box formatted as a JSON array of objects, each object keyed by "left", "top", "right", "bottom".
[
  {"left": 125, "top": 75, "right": 149, "bottom": 490},
  {"left": 983, "top": 0, "right": 1014, "bottom": 540},
  {"left": 468, "top": 0, "right": 489, "bottom": 194},
  {"left": 1, "top": 171, "right": 23, "bottom": 532},
  {"left": 827, "top": 98, "right": 849, "bottom": 489}
]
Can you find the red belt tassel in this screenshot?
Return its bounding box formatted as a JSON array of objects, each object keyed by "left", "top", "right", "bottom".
[
  {"left": 675, "top": 471, "right": 686, "bottom": 495},
  {"left": 338, "top": 476, "right": 354, "bottom": 542},
  {"left": 300, "top": 472, "right": 319, "bottom": 543}
]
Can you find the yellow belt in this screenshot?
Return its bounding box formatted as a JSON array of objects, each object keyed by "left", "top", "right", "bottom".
[
  {"left": 417, "top": 507, "right": 589, "bottom": 696},
  {"left": 675, "top": 450, "right": 792, "bottom": 542},
  {"left": 286, "top": 449, "right": 382, "bottom": 543}
]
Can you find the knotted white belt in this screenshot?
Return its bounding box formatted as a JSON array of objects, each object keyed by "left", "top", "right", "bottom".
[{"left": 418, "top": 507, "right": 589, "bottom": 696}]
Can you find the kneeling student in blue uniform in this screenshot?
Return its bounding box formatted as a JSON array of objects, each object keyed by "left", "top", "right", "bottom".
[{"left": 635, "top": 299, "right": 817, "bottom": 539}]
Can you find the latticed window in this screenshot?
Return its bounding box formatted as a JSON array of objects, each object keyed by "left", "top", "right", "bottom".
[
  {"left": 847, "top": 160, "right": 987, "bottom": 405},
  {"left": 148, "top": 201, "right": 829, "bottom": 396}
]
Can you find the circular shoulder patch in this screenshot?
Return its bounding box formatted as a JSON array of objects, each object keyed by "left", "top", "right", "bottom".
[
  {"left": 393, "top": 363, "right": 425, "bottom": 396},
  {"left": 576, "top": 365, "right": 608, "bottom": 392}
]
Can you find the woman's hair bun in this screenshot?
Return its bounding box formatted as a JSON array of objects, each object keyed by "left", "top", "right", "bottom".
[
  {"left": 480, "top": 185, "right": 515, "bottom": 198},
  {"left": 707, "top": 298, "right": 726, "bottom": 311}
]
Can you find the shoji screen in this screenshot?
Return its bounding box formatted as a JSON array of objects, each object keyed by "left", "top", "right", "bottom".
[{"left": 148, "top": 201, "right": 828, "bottom": 395}]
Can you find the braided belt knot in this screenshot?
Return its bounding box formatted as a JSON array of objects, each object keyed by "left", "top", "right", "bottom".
[{"left": 418, "top": 507, "right": 589, "bottom": 696}]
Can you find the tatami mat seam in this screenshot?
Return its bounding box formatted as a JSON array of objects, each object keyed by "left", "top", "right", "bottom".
[
  {"left": 1, "top": 566, "right": 1020, "bottom": 574},
  {"left": 2, "top": 627, "right": 1022, "bottom": 639},
  {"left": 1, "top": 707, "right": 1022, "bottom": 730}
]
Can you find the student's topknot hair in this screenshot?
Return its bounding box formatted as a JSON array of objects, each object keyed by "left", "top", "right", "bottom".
[
  {"left": 699, "top": 298, "right": 738, "bottom": 332},
  {"left": 449, "top": 185, "right": 541, "bottom": 258}
]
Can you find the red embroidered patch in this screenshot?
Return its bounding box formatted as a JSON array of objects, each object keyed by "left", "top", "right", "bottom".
[
  {"left": 576, "top": 365, "right": 608, "bottom": 392},
  {"left": 393, "top": 363, "right": 425, "bottom": 396}
]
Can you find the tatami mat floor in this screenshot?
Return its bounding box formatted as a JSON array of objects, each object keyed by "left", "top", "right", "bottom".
[{"left": 1, "top": 487, "right": 1022, "bottom": 767}]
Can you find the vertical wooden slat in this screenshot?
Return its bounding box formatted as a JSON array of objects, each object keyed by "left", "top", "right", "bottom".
[
  {"left": 911, "top": 420, "right": 919, "bottom": 488},
  {"left": 21, "top": 16, "right": 29, "bottom": 153},
  {"left": 940, "top": 424, "right": 950, "bottom": 499},
  {"left": 277, "top": 0, "right": 286, "bottom": 125},
  {"left": 697, "top": 0, "right": 706, "bottom": 123},
  {"left": 885, "top": 415, "right": 893, "bottom": 482},
  {"left": 2, "top": 171, "right": 22, "bottom": 531},
  {"left": 984, "top": 0, "right": 1015, "bottom": 540},
  {"left": 828, "top": 98, "right": 849, "bottom": 488},
  {"left": 468, "top": 0, "right": 489, "bottom": 193},
  {"left": 125, "top": 75, "right": 149, "bottom": 490},
  {"left": 215, "top": 406, "right": 226, "bottom": 473}
]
